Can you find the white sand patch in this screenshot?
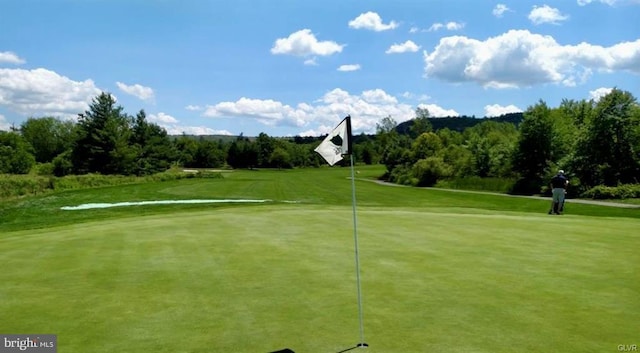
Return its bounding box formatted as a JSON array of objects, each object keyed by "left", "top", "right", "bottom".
[
  {"left": 182, "top": 169, "right": 232, "bottom": 173},
  {"left": 61, "top": 199, "right": 271, "bottom": 210}
]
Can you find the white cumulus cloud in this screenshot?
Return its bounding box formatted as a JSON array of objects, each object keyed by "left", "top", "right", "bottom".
[
  {"left": 428, "top": 23, "right": 444, "bottom": 31},
  {"left": 0, "top": 114, "right": 10, "bottom": 131},
  {"left": 446, "top": 22, "right": 465, "bottom": 30},
  {"left": 203, "top": 88, "right": 457, "bottom": 136},
  {"left": 116, "top": 82, "right": 154, "bottom": 101},
  {"left": 337, "top": 64, "right": 361, "bottom": 72},
  {"left": 348, "top": 12, "right": 398, "bottom": 31},
  {"left": 0, "top": 68, "right": 101, "bottom": 117},
  {"left": 484, "top": 104, "right": 522, "bottom": 117},
  {"left": 528, "top": 5, "right": 569, "bottom": 25},
  {"left": 577, "top": 0, "right": 638, "bottom": 5},
  {"left": 148, "top": 112, "right": 179, "bottom": 124},
  {"left": 271, "top": 29, "right": 344, "bottom": 57},
  {"left": 588, "top": 87, "right": 613, "bottom": 101},
  {"left": 361, "top": 89, "right": 398, "bottom": 104},
  {"left": 386, "top": 40, "right": 421, "bottom": 54},
  {"left": 416, "top": 103, "right": 459, "bottom": 118},
  {"left": 0, "top": 51, "right": 25, "bottom": 65},
  {"left": 429, "top": 21, "right": 465, "bottom": 32},
  {"left": 147, "top": 112, "right": 231, "bottom": 135},
  {"left": 493, "top": 4, "right": 511, "bottom": 17},
  {"left": 204, "top": 97, "right": 312, "bottom": 127},
  {"left": 423, "top": 30, "right": 640, "bottom": 88},
  {"left": 304, "top": 57, "right": 318, "bottom": 66},
  {"left": 185, "top": 105, "right": 202, "bottom": 111},
  {"left": 164, "top": 125, "right": 233, "bottom": 136}
]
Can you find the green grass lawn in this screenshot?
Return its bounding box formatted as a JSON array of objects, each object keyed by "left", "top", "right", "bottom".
[{"left": 1, "top": 165, "right": 638, "bottom": 352}]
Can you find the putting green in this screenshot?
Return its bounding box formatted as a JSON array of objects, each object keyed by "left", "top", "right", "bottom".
[{"left": 1, "top": 204, "right": 638, "bottom": 352}]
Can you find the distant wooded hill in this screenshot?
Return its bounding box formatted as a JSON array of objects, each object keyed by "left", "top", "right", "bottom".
[
  {"left": 171, "top": 113, "right": 525, "bottom": 140},
  {"left": 396, "top": 112, "right": 524, "bottom": 134}
]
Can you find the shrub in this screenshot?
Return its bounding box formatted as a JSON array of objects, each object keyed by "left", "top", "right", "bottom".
[
  {"left": 412, "top": 157, "right": 452, "bottom": 187},
  {"left": 0, "top": 169, "right": 224, "bottom": 200},
  {"left": 509, "top": 177, "right": 543, "bottom": 195},
  {"left": 581, "top": 184, "right": 640, "bottom": 199},
  {"left": 0, "top": 132, "right": 36, "bottom": 174},
  {"left": 0, "top": 175, "right": 51, "bottom": 198},
  {"left": 195, "top": 171, "right": 224, "bottom": 179},
  {"left": 33, "top": 163, "right": 55, "bottom": 176},
  {"left": 52, "top": 151, "right": 74, "bottom": 177},
  {"left": 388, "top": 164, "right": 413, "bottom": 186}
]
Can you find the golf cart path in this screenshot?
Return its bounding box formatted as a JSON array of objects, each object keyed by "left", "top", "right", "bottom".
[{"left": 364, "top": 179, "right": 640, "bottom": 209}]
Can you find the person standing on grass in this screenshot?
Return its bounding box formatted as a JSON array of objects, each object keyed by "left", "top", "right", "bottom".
[{"left": 549, "top": 170, "right": 569, "bottom": 215}]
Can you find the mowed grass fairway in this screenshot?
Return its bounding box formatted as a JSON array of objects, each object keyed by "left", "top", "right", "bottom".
[{"left": 1, "top": 166, "right": 638, "bottom": 352}]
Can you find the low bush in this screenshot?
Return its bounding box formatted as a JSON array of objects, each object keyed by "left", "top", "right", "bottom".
[
  {"left": 412, "top": 157, "right": 452, "bottom": 187},
  {"left": 194, "top": 170, "right": 224, "bottom": 179},
  {"left": 509, "top": 177, "right": 543, "bottom": 195},
  {"left": 581, "top": 184, "right": 640, "bottom": 199},
  {"left": 388, "top": 164, "right": 413, "bottom": 186},
  {"left": 33, "top": 163, "right": 55, "bottom": 176},
  {"left": 0, "top": 169, "right": 224, "bottom": 200},
  {"left": 0, "top": 174, "right": 52, "bottom": 198}
]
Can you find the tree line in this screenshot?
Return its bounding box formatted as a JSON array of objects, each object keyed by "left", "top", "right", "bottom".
[
  {"left": 1, "top": 89, "right": 639, "bottom": 196},
  {"left": 0, "top": 93, "right": 330, "bottom": 176},
  {"left": 380, "top": 88, "right": 640, "bottom": 195}
]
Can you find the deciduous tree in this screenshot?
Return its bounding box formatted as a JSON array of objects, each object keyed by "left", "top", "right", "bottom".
[
  {"left": 0, "top": 131, "right": 35, "bottom": 174},
  {"left": 573, "top": 89, "right": 640, "bottom": 186},
  {"left": 20, "top": 117, "right": 75, "bottom": 163},
  {"left": 512, "top": 101, "right": 556, "bottom": 193}
]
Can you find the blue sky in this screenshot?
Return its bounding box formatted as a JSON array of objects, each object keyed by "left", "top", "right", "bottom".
[{"left": 1, "top": 0, "right": 639, "bottom": 136}]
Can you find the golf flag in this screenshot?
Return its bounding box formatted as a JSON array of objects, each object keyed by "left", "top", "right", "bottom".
[
  {"left": 313, "top": 115, "right": 367, "bottom": 349},
  {"left": 314, "top": 115, "right": 352, "bottom": 166}
]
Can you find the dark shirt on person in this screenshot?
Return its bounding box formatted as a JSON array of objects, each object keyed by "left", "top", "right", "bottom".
[{"left": 550, "top": 174, "right": 568, "bottom": 189}]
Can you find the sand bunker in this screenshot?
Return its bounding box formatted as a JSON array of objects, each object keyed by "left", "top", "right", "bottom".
[{"left": 61, "top": 199, "right": 271, "bottom": 210}]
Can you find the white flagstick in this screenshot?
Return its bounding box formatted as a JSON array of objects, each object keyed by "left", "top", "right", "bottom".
[{"left": 350, "top": 153, "right": 367, "bottom": 348}]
